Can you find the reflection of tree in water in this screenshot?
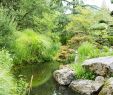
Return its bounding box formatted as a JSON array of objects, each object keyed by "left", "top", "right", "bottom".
[
  {"left": 31, "top": 77, "right": 81, "bottom": 95},
  {"left": 14, "top": 63, "right": 81, "bottom": 95}
]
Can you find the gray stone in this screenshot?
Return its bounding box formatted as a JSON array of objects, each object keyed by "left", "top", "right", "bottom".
[
  {"left": 69, "top": 80, "right": 103, "bottom": 95},
  {"left": 99, "top": 77, "right": 113, "bottom": 95},
  {"left": 82, "top": 56, "right": 113, "bottom": 76},
  {"left": 53, "top": 68, "right": 74, "bottom": 85},
  {"left": 95, "top": 76, "right": 105, "bottom": 83}
]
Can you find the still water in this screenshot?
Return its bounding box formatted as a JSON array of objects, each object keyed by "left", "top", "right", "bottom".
[{"left": 14, "top": 62, "right": 81, "bottom": 95}]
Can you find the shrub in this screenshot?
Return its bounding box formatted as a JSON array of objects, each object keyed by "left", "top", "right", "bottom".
[
  {"left": 67, "top": 34, "right": 92, "bottom": 49},
  {"left": 13, "top": 29, "right": 60, "bottom": 64},
  {"left": 91, "top": 29, "right": 109, "bottom": 46},
  {"left": 56, "top": 46, "right": 75, "bottom": 63}
]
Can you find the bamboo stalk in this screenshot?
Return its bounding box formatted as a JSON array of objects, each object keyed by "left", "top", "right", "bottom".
[{"left": 28, "top": 75, "right": 33, "bottom": 95}]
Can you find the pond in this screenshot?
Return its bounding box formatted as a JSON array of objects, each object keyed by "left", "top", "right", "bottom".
[{"left": 13, "top": 62, "right": 81, "bottom": 95}]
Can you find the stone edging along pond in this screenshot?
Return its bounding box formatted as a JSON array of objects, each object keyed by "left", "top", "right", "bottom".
[{"left": 53, "top": 56, "right": 113, "bottom": 95}]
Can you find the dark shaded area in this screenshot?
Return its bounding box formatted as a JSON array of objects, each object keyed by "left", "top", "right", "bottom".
[{"left": 110, "top": 11, "right": 113, "bottom": 16}]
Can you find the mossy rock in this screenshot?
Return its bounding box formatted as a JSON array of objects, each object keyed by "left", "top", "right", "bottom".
[{"left": 99, "top": 78, "right": 113, "bottom": 95}]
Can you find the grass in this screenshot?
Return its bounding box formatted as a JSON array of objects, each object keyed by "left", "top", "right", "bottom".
[{"left": 70, "top": 63, "right": 95, "bottom": 80}]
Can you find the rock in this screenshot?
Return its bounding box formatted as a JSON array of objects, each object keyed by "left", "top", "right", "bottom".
[
  {"left": 99, "top": 77, "right": 113, "bottom": 95},
  {"left": 95, "top": 76, "right": 105, "bottom": 83},
  {"left": 69, "top": 80, "right": 103, "bottom": 95},
  {"left": 82, "top": 56, "right": 113, "bottom": 76},
  {"left": 53, "top": 68, "right": 74, "bottom": 85}
]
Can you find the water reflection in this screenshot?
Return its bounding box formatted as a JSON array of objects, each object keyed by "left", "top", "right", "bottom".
[
  {"left": 31, "top": 78, "right": 81, "bottom": 95},
  {"left": 13, "top": 62, "right": 81, "bottom": 95}
]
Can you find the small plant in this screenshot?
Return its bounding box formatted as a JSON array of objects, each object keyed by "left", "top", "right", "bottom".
[
  {"left": 77, "top": 42, "right": 99, "bottom": 62},
  {"left": 16, "top": 76, "right": 28, "bottom": 95},
  {"left": 70, "top": 63, "right": 95, "bottom": 80}
]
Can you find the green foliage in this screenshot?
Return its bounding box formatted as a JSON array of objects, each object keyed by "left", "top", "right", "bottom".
[
  {"left": 0, "top": 67, "right": 15, "bottom": 95},
  {"left": 1, "top": 0, "right": 113, "bottom": 93},
  {"left": 77, "top": 42, "right": 99, "bottom": 62},
  {"left": 70, "top": 43, "right": 113, "bottom": 80},
  {"left": 70, "top": 63, "right": 95, "bottom": 80},
  {"left": 0, "top": 7, "right": 16, "bottom": 48},
  {"left": 13, "top": 29, "right": 60, "bottom": 64},
  {"left": 99, "top": 46, "right": 113, "bottom": 57},
  {"left": 67, "top": 34, "right": 92, "bottom": 49},
  {"left": 93, "top": 9, "right": 113, "bottom": 22},
  {"left": 66, "top": 7, "right": 113, "bottom": 47},
  {"left": 33, "top": 12, "right": 59, "bottom": 33},
  {"left": 15, "top": 0, "right": 50, "bottom": 30},
  {"left": 0, "top": 50, "right": 27, "bottom": 95},
  {"left": 91, "top": 30, "right": 109, "bottom": 46},
  {"left": 55, "top": 14, "right": 70, "bottom": 44},
  {"left": 16, "top": 76, "right": 28, "bottom": 95},
  {"left": 90, "top": 23, "right": 108, "bottom": 30},
  {"left": 66, "top": 6, "right": 94, "bottom": 33},
  {"left": 107, "top": 36, "right": 113, "bottom": 46},
  {"left": 77, "top": 42, "right": 113, "bottom": 62},
  {"left": 0, "top": 50, "right": 13, "bottom": 70}
]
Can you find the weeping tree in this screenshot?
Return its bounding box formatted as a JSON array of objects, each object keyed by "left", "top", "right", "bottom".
[{"left": 50, "top": 0, "right": 84, "bottom": 14}]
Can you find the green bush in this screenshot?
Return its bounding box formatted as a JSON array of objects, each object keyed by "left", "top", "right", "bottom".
[{"left": 13, "top": 29, "right": 60, "bottom": 64}]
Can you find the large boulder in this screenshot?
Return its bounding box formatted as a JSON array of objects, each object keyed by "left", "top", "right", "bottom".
[
  {"left": 69, "top": 80, "right": 103, "bottom": 95},
  {"left": 82, "top": 56, "right": 113, "bottom": 76},
  {"left": 53, "top": 67, "right": 74, "bottom": 85},
  {"left": 99, "top": 77, "right": 113, "bottom": 95}
]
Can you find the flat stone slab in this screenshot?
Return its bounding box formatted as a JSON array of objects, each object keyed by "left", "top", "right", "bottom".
[
  {"left": 69, "top": 80, "right": 103, "bottom": 95},
  {"left": 82, "top": 56, "right": 113, "bottom": 76}
]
